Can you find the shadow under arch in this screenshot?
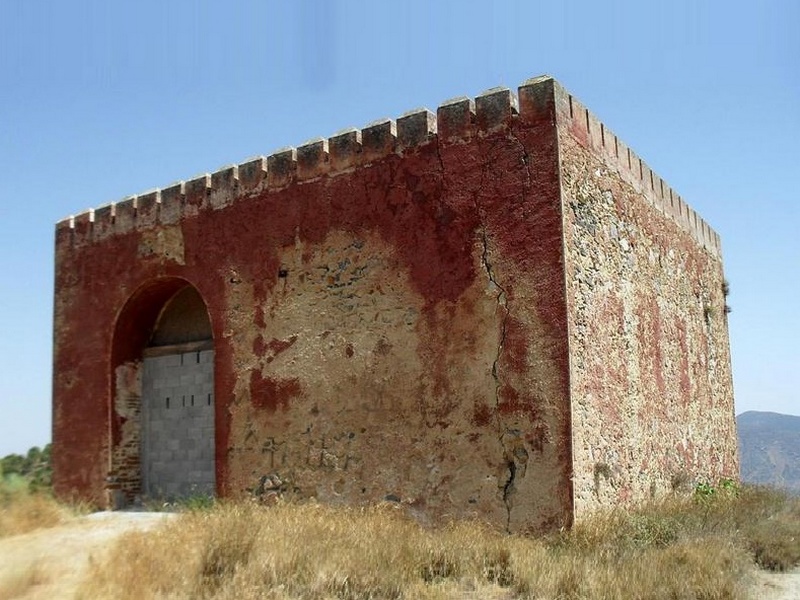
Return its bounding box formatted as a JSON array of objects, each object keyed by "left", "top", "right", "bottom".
[{"left": 109, "top": 277, "right": 216, "bottom": 505}]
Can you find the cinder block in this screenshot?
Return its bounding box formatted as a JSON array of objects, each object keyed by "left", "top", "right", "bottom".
[{"left": 162, "top": 354, "right": 181, "bottom": 368}]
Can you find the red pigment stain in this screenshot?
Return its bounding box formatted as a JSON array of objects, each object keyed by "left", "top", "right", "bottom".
[
  {"left": 676, "top": 318, "right": 690, "bottom": 401},
  {"left": 249, "top": 371, "right": 301, "bottom": 412},
  {"left": 652, "top": 301, "right": 665, "bottom": 396},
  {"left": 498, "top": 384, "right": 541, "bottom": 424},
  {"left": 52, "top": 117, "right": 574, "bottom": 507},
  {"left": 472, "top": 402, "right": 493, "bottom": 427},
  {"left": 637, "top": 296, "right": 665, "bottom": 397},
  {"left": 525, "top": 422, "right": 549, "bottom": 453},
  {"left": 501, "top": 317, "right": 529, "bottom": 374},
  {"left": 264, "top": 336, "right": 298, "bottom": 363},
  {"left": 252, "top": 335, "right": 266, "bottom": 357}
]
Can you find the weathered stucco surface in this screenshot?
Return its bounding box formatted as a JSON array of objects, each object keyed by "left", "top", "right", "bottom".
[
  {"left": 52, "top": 76, "right": 737, "bottom": 532},
  {"left": 53, "top": 80, "right": 574, "bottom": 532},
  {"left": 555, "top": 90, "right": 737, "bottom": 517}
]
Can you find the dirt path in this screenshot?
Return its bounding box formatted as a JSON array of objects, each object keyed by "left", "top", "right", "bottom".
[
  {"left": 0, "top": 512, "right": 174, "bottom": 600},
  {"left": 751, "top": 568, "right": 800, "bottom": 600},
  {"left": 1, "top": 512, "right": 798, "bottom": 599}
]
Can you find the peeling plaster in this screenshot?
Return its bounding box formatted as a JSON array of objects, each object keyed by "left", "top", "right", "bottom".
[{"left": 53, "top": 78, "right": 733, "bottom": 534}]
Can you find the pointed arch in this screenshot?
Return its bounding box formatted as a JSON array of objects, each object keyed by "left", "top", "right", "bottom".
[{"left": 109, "top": 278, "right": 216, "bottom": 503}]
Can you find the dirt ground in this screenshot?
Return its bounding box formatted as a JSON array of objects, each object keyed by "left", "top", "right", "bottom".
[
  {"left": 0, "top": 512, "right": 797, "bottom": 599},
  {"left": 0, "top": 512, "right": 174, "bottom": 600},
  {"left": 751, "top": 568, "right": 800, "bottom": 600}
]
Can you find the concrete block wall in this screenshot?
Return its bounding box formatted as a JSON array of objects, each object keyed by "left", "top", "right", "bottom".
[{"left": 142, "top": 350, "right": 215, "bottom": 499}]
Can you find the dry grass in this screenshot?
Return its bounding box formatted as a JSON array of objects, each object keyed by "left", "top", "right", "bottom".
[
  {"left": 736, "top": 487, "right": 800, "bottom": 571},
  {"left": 0, "top": 563, "right": 50, "bottom": 600},
  {"left": 78, "top": 485, "right": 800, "bottom": 600},
  {"left": 0, "top": 488, "right": 67, "bottom": 538}
]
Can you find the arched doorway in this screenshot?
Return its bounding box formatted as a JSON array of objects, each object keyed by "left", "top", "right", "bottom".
[
  {"left": 110, "top": 279, "right": 215, "bottom": 503},
  {"left": 141, "top": 285, "right": 215, "bottom": 499}
]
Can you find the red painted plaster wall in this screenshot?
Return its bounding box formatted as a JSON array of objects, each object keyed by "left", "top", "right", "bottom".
[
  {"left": 52, "top": 76, "right": 737, "bottom": 530},
  {"left": 53, "top": 78, "right": 574, "bottom": 532}
]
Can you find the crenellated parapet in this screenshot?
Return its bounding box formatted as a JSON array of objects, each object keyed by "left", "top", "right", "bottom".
[
  {"left": 542, "top": 79, "right": 721, "bottom": 258},
  {"left": 56, "top": 76, "right": 720, "bottom": 257}
]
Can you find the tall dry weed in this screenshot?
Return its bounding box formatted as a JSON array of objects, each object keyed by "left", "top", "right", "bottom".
[
  {"left": 0, "top": 490, "right": 66, "bottom": 538},
  {"left": 79, "top": 490, "right": 785, "bottom": 600},
  {"left": 0, "top": 563, "right": 49, "bottom": 600},
  {"left": 735, "top": 486, "right": 800, "bottom": 571}
]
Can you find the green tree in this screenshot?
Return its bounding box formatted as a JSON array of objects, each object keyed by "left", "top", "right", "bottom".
[{"left": 0, "top": 444, "right": 53, "bottom": 491}]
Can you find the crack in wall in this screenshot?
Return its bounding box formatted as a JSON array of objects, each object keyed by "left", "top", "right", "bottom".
[
  {"left": 440, "top": 134, "right": 527, "bottom": 532},
  {"left": 479, "top": 225, "right": 514, "bottom": 531},
  {"left": 508, "top": 127, "right": 533, "bottom": 194}
]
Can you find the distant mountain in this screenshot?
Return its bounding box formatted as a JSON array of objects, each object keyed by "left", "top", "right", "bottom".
[{"left": 738, "top": 411, "right": 800, "bottom": 493}]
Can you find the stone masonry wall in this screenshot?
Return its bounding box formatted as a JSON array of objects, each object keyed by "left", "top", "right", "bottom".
[
  {"left": 108, "top": 361, "right": 142, "bottom": 502},
  {"left": 53, "top": 76, "right": 737, "bottom": 530},
  {"left": 552, "top": 85, "right": 738, "bottom": 517},
  {"left": 53, "top": 78, "right": 574, "bottom": 533}
]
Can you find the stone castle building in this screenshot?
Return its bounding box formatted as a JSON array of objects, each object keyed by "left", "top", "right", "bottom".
[{"left": 52, "top": 76, "right": 737, "bottom": 532}]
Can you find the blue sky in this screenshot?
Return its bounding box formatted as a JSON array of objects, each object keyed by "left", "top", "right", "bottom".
[{"left": 0, "top": 1, "right": 797, "bottom": 456}]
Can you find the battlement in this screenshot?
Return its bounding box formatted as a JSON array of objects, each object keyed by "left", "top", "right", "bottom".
[
  {"left": 547, "top": 80, "right": 721, "bottom": 257},
  {"left": 56, "top": 76, "right": 720, "bottom": 257}
]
